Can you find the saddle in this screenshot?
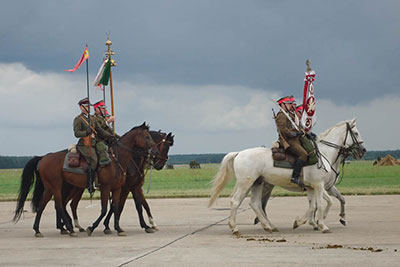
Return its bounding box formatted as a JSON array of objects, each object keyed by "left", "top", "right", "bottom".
[
  {"left": 272, "top": 136, "right": 318, "bottom": 169},
  {"left": 62, "top": 144, "right": 89, "bottom": 174}
]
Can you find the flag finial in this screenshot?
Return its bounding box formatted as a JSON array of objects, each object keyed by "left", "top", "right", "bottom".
[{"left": 306, "top": 59, "right": 311, "bottom": 72}]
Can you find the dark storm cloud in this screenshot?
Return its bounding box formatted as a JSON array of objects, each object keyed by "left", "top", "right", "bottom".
[{"left": 1, "top": 0, "right": 399, "bottom": 104}]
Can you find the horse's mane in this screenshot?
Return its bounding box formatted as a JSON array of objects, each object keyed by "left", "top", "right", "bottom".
[
  {"left": 120, "top": 123, "right": 150, "bottom": 139},
  {"left": 318, "top": 120, "right": 349, "bottom": 139}
]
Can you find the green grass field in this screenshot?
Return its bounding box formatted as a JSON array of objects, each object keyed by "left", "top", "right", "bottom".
[{"left": 0, "top": 161, "right": 399, "bottom": 201}]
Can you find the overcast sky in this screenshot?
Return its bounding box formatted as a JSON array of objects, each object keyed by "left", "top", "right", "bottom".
[{"left": 1, "top": 0, "right": 399, "bottom": 156}]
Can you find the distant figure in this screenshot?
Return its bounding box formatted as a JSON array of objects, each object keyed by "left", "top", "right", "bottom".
[{"left": 189, "top": 160, "right": 201, "bottom": 169}]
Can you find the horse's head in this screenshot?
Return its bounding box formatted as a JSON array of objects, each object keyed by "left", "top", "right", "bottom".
[
  {"left": 342, "top": 118, "right": 366, "bottom": 160},
  {"left": 124, "top": 122, "right": 159, "bottom": 157},
  {"left": 150, "top": 131, "right": 175, "bottom": 170}
]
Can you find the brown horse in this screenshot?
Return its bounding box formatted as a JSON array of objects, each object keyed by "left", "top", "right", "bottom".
[
  {"left": 56, "top": 130, "right": 174, "bottom": 235},
  {"left": 14, "top": 123, "right": 158, "bottom": 237}
]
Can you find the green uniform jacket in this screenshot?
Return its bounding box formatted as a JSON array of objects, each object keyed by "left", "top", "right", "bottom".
[
  {"left": 93, "top": 114, "right": 114, "bottom": 143},
  {"left": 73, "top": 114, "right": 96, "bottom": 146}
]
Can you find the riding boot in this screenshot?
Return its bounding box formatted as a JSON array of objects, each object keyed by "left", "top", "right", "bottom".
[
  {"left": 87, "top": 168, "right": 95, "bottom": 197},
  {"left": 291, "top": 159, "right": 306, "bottom": 187}
]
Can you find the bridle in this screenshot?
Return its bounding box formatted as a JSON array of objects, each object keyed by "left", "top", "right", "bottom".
[{"left": 316, "top": 122, "right": 364, "bottom": 185}]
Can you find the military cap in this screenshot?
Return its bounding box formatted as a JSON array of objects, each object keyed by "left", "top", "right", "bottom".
[
  {"left": 78, "top": 97, "right": 90, "bottom": 106},
  {"left": 296, "top": 104, "right": 304, "bottom": 112},
  {"left": 93, "top": 100, "right": 106, "bottom": 109},
  {"left": 277, "top": 96, "right": 294, "bottom": 105}
]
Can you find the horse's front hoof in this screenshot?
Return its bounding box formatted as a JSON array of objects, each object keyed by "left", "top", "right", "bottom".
[
  {"left": 322, "top": 229, "right": 332, "bottom": 234},
  {"left": 145, "top": 228, "right": 155, "bottom": 233},
  {"left": 293, "top": 221, "right": 299, "bottom": 229},
  {"left": 117, "top": 231, "right": 127, "bottom": 237},
  {"left": 60, "top": 229, "right": 69, "bottom": 235},
  {"left": 254, "top": 217, "right": 259, "bottom": 225},
  {"left": 103, "top": 229, "right": 112, "bottom": 235},
  {"left": 34, "top": 232, "right": 43, "bottom": 238},
  {"left": 86, "top": 227, "right": 93, "bottom": 236},
  {"left": 272, "top": 227, "right": 279, "bottom": 232},
  {"left": 313, "top": 226, "right": 319, "bottom": 231},
  {"left": 79, "top": 227, "right": 86, "bottom": 232},
  {"left": 69, "top": 232, "right": 78, "bottom": 237},
  {"left": 340, "top": 219, "right": 346, "bottom": 226}
]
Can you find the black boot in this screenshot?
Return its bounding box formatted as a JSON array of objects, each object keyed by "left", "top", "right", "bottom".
[
  {"left": 291, "top": 159, "right": 306, "bottom": 187},
  {"left": 87, "top": 168, "right": 95, "bottom": 197}
]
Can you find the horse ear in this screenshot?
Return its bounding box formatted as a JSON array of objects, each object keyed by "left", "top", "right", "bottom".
[{"left": 350, "top": 117, "right": 357, "bottom": 127}]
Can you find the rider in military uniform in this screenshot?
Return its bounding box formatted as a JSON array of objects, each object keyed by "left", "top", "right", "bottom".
[
  {"left": 73, "top": 98, "right": 97, "bottom": 195},
  {"left": 92, "top": 100, "right": 118, "bottom": 166},
  {"left": 275, "top": 96, "right": 307, "bottom": 187}
]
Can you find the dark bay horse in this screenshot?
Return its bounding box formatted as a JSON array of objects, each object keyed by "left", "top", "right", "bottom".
[
  {"left": 56, "top": 131, "right": 174, "bottom": 235},
  {"left": 14, "top": 123, "right": 158, "bottom": 237},
  {"left": 102, "top": 130, "right": 174, "bottom": 234}
]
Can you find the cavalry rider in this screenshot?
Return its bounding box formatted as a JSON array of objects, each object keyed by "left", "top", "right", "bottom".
[
  {"left": 92, "top": 100, "right": 118, "bottom": 166},
  {"left": 275, "top": 96, "right": 308, "bottom": 187},
  {"left": 73, "top": 97, "right": 97, "bottom": 195}
]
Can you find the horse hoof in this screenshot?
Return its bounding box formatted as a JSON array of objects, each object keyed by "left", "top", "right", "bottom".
[
  {"left": 293, "top": 221, "right": 299, "bottom": 229},
  {"left": 118, "top": 231, "right": 127, "bottom": 237},
  {"left": 86, "top": 227, "right": 93, "bottom": 236},
  {"left": 60, "top": 230, "right": 69, "bottom": 235},
  {"left": 232, "top": 230, "right": 241, "bottom": 237},
  {"left": 103, "top": 229, "right": 113, "bottom": 235},
  {"left": 272, "top": 227, "right": 279, "bottom": 232},
  {"left": 145, "top": 228, "right": 155, "bottom": 233},
  {"left": 313, "top": 227, "right": 319, "bottom": 231},
  {"left": 322, "top": 229, "right": 332, "bottom": 234},
  {"left": 254, "top": 218, "right": 259, "bottom": 225},
  {"left": 79, "top": 228, "right": 86, "bottom": 233},
  {"left": 152, "top": 226, "right": 159, "bottom": 231},
  {"left": 340, "top": 219, "right": 346, "bottom": 226},
  {"left": 263, "top": 227, "right": 273, "bottom": 233},
  {"left": 35, "top": 232, "right": 43, "bottom": 238},
  {"left": 69, "top": 232, "right": 78, "bottom": 237}
]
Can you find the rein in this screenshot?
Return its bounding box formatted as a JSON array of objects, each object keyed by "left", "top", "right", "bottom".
[{"left": 316, "top": 122, "right": 363, "bottom": 187}]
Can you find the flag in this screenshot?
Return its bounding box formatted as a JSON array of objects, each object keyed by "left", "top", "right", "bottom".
[
  {"left": 300, "top": 69, "right": 316, "bottom": 132},
  {"left": 93, "top": 58, "right": 111, "bottom": 87},
  {"left": 65, "top": 46, "right": 89, "bottom": 72}
]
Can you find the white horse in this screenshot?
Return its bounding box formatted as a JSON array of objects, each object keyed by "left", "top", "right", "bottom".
[{"left": 209, "top": 119, "right": 366, "bottom": 235}]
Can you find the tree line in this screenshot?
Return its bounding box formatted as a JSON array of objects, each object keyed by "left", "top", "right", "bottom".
[{"left": 1, "top": 150, "right": 399, "bottom": 169}]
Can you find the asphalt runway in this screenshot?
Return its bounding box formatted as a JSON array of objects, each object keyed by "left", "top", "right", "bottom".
[{"left": 0, "top": 195, "right": 399, "bottom": 266}]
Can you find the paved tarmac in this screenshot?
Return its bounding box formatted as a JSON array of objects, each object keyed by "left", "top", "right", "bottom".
[{"left": 0, "top": 195, "right": 399, "bottom": 266}]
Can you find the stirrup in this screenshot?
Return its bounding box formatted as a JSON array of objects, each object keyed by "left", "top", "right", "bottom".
[{"left": 291, "top": 177, "right": 305, "bottom": 188}]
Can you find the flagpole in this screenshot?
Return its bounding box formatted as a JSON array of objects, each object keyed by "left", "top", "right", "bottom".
[
  {"left": 85, "top": 44, "right": 91, "bottom": 123},
  {"left": 105, "top": 36, "right": 116, "bottom": 134}
]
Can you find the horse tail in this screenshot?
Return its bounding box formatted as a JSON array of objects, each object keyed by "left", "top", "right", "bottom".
[
  {"left": 14, "top": 156, "right": 43, "bottom": 222},
  {"left": 208, "top": 152, "right": 239, "bottom": 207}
]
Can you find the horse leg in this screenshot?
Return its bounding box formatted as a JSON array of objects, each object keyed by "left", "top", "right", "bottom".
[
  {"left": 86, "top": 189, "right": 109, "bottom": 236},
  {"left": 294, "top": 189, "right": 316, "bottom": 230},
  {"left": 111, "top": 189, "right": 125, "bottom": 236},
  {"left": 229, "top": 178, "right": 253, "bottom": 236},
  {"left": 132, "top": 187, "right": 153, "bottom": 233},
  {"left": 314, "top": 183, "right": 331, "bottom": 233},
  {"left": 254, "top": 182, "right": 274, "bottom": 225},
  {"left": 328, "top": 186, "right": 346, "bottom": 226},
  {"left": 248, "top": 183, "right": 274, "bottom": 233},
  {"left": 103, "top": 200, "right": 114, "bottom": 234},
  {"left": 139, "top": 188, "right": 158, "bottom": 231},
  {"left": 70, "top": 188, "right": 85, "bottom": 232},
  {"left": 55, "top": 204, "right": 68, "bottom": 235},
  {"left": 322, "top": 188, "right": 332, "bottom": 220},
  {"left": 54, "top": 190, "right": 76, "bottom": 237},
  {"left": 33, "top": 190, "right": 53, "bottom": 237}
]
